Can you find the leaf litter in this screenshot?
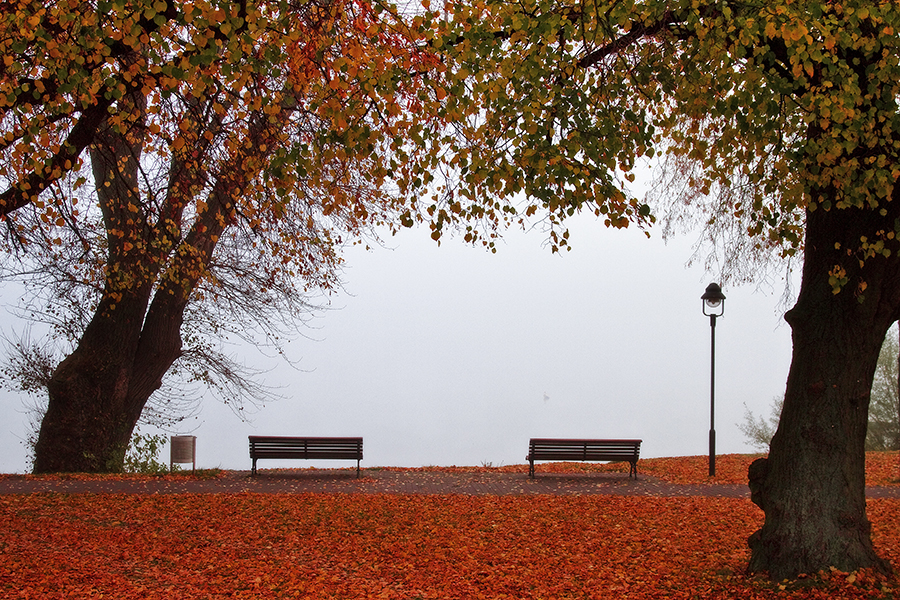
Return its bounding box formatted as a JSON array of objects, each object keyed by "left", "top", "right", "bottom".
[{"left": 3, "top": 454, "right": 900, "bottom": 598}]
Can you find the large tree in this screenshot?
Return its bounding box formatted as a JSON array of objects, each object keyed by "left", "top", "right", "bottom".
[
  {"left": 0, "top": 0, "right": 452, "bottom": 472},
  {"left": 427, "top": 0, "right": 900, "bottom": 580}
]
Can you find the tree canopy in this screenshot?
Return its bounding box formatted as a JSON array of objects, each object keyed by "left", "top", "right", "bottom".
[
  {"left": 425, "top": 0, "right": 899, "bottom": 276},
  {"left": 1, "top": 0, "right": 659, "bottom": 473}
]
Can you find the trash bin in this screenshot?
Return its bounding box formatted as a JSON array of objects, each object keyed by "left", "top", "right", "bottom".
[{"left": 170, "top": 435, "right": 196, "bottom": 473}]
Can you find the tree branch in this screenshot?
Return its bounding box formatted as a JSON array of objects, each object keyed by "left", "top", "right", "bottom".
[{"left": 0, "top": 99, "right": 112, "bottom": 217}]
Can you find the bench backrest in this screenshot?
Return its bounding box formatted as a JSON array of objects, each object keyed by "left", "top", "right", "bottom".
[
  {"left": 528, "top": 438, "right": 641, "bottom": 461},
  {"left": 249, "top": 436, "right": 363, "bottom": 460}
]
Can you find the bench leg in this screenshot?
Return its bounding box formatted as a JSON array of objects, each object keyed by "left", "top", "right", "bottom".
[
  {"left": 629, "top": 460, "right": 637, "bottom": 479},
  {"left": 252, "top": 458, "right": 257, "bottom": 477},
  {"left": 528, "top": 459, "right": 535, "bottom": 478},
  {"left": 356, "top": 459, "right": 361, "bottom": 478}
]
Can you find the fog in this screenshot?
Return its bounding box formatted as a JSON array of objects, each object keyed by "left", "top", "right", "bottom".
[{"left": 0, "top": 216, "right": 794, "bottom": 472}]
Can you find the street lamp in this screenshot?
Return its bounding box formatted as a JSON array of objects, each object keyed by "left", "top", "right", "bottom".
[{"left": 701, "top": 283, "right": 726, "bottom": 477}]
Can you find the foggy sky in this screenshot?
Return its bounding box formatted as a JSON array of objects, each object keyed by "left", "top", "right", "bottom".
[{"left": 0, "top": 215, "right": 794, "bottom": 472}]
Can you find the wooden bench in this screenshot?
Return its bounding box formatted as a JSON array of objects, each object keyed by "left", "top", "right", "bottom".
[
  {"left": 526, "top": 438, "right": 642, "bottom": 479},
  {"left": 249, "top": 436, "right": 363, "bottom": 477}
]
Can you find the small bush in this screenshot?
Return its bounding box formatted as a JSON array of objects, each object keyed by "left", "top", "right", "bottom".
[{"left": 124, "top": 429, "right": 169, "bottom": 475}]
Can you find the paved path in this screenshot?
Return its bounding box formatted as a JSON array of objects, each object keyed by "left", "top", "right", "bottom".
[
  {"left": 0, "top": 470, "right": 748, "bottom": 496},
  {"left": 3, "top": 469, "right": 899, "bottom": 497}
]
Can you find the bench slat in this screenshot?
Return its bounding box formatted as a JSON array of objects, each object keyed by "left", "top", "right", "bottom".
[{"left": 251, "top": 451, "right": 362, "bottom": 459}]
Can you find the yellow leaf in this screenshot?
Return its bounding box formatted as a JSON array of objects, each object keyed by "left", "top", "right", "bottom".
[{"left": 789, "top": 23, "right": 808, "bottom": 42}]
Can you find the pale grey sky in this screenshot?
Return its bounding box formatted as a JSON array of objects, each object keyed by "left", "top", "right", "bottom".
[{"left": 0, "top": 214, "right": 794, "bottom": 473}]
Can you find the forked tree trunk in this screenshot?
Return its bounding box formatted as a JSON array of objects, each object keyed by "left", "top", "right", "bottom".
[
  {"left": 30, "top": 81, "right": 262, "bottom": 473},
  {"left": 748, "top": 187, "right": 900, "bottom": 579},
  {"left": 31, "top": 99, "right": 192, "bottom": 473}
]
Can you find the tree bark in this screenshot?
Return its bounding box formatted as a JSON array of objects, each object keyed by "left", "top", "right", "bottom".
[
  {"left": 748, "top": 186, "right": 900, "bottom": 579},
  {"left": 33, "top": 294, "right": 158, "bottom": 472}
]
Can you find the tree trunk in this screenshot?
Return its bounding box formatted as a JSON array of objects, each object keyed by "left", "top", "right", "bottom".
[
  {"left": 33, "top": 292, "right": 154, "bottom": 472},
  {"left": 30, "top": 87, "right": 191, "bottom": 474},
  {"left": 31, "top": 272, "right": 199, "bottom": 473},
  {"left": 748, "top": 188, "right": 900, "bottom": 579},
  {"left": 30, "top": 130, "right": 258, "bottom": 471},
  {"left": 28, "top": 84, "right": 271, "bottom": 472},
  {"left": 31, "top": 273, "right": 192, "bottom": 473}
]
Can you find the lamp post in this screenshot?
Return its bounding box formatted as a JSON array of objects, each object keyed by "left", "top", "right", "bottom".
[{"left": 701, "top": 283, "right": 726, "bottom": 477}]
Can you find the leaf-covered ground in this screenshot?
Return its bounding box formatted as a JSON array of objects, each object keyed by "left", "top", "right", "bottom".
[
  {"left": 374, "top": 451, "right": 899, "bottom": 486},
  {"left": 2, "top": 492, "right": 900, "bottom": 599},
  {"left": 3, "top": 454, "right": 900, "bottom": 598},
  {"left": 630, "top": 452, "right": 900, "bottom": 486},
  {"left": 496, "top": 451, "right": 898, "bottom": 486}
]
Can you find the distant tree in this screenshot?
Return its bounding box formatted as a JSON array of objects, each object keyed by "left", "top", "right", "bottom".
[
  {"left": 738, "top": 398, "right": 782, "bottom": 453},
  {"left": 741, "top": 323, "right": 899, "bottom": 451},
  {"left": 866, "top": 326, "right": 899, "bottom": 451}
]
